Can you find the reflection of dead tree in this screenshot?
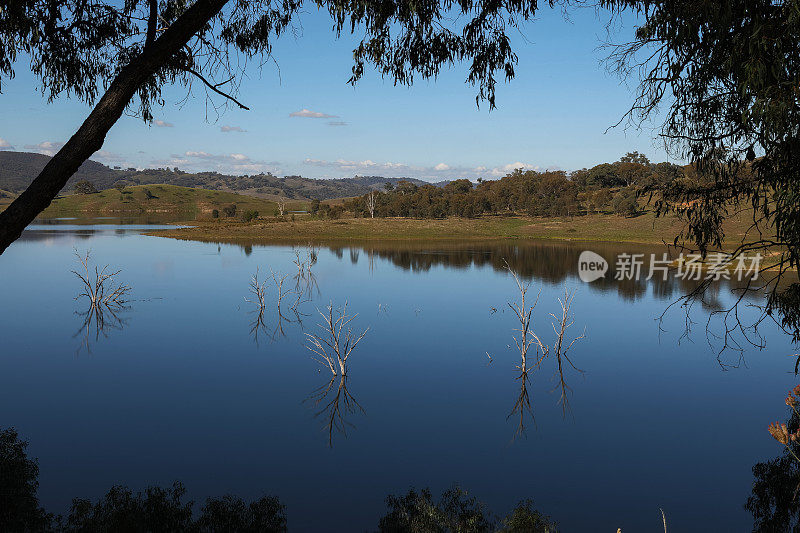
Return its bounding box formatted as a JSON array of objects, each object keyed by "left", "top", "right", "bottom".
[
  {"left": 292, "top": 248, "right": 319, "bottom": 306},
  {"left": 304, "top": 374, "right": 365, "bottom": 448},
  {"left": 248, "top": 310, "right": 269, "bottom": 346},
  {"left": 72, "top": 251, "right": 131, "bottom": 354},
  {"left": 508, "top": 369, "right": 532, "bottom": 439},
  {"left": 305, "top": 302, "right": 368, "bottom": 376},
  {"left": 549, "top": 289, "right": 586, "bottom": 416},
  {"left": 268, "top": 269, "right": 303, "bottom": 339}
]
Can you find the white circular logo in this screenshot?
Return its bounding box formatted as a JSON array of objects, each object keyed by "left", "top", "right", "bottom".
[{"left": 578, "top": 250, "right": 608, "bottom": 282}]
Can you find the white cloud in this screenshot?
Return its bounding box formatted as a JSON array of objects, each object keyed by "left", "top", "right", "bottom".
[
  {"left": 0, "top": 137, "right": 13, "bottom": 150},
  {"left": 90, "top": 150, "right": 128, "bottom": 165},
  {"left": 24, "top": 141, "right": 65, "bottom": 156},
  {"left": 154, "top": 150, "right": 281, "bottom": 175},
  {"left": 220, "top": 125, "right": 246, "bottom": 133},
  {"left": 154, "top": 120, "right": 174, "bottom": 127},
  {"left": 289, "top": 108, "right": 338, "bottom": 119},
  {"left": 489, "top": 161, "right": 539, "bottom": 177},
  {"left": 302, "top": 157, "right": 546, "bottom": 181}
]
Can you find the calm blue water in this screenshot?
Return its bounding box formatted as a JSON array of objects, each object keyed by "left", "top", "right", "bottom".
[{"left": 0, "top": 224, "right": 796, "bottom": 531}]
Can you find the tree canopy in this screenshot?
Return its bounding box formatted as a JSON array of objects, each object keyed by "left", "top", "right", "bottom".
[{"left": 608, "top": 0, "right": 800, "bottom": 333}]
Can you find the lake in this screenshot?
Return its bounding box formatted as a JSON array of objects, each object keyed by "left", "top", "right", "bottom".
[{"left": 0, "top": 222, "right": 796, "bottom": 531}]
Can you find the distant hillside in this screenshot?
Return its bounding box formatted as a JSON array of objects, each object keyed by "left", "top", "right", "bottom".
[
  {"left": 40, "top": 184, "right": 298, "bottom": 219},
  {"left": 0, "top": 151, "right": 431, "bottom": 200},
  {"left": 0, "top": 152, "right": 117, "bottom": 193}
]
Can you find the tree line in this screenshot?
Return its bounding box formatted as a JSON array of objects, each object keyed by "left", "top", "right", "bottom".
[{"left": 343, "top": 152, "right": 697, "bottom": 219}]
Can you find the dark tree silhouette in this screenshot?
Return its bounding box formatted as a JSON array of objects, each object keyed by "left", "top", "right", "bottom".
[{"left": 0, "top": 428, "right": 53, "bottom": 531}]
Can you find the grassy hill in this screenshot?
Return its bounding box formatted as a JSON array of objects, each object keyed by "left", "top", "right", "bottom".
[
  {"left": 38, "top": 184, "right": 304, "bottom": 219},
  {"left": 0, "top": 151, "right": 429, "bottom": 200}
]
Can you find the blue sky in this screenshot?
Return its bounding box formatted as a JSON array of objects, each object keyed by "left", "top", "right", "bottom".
[{"left": 0, "top": 5, "right": 674, "bottom": 181}]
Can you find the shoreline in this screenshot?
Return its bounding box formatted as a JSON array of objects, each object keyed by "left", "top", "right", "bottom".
[{"left": 142, "top": 212, "right": 761, "bottom": 249}]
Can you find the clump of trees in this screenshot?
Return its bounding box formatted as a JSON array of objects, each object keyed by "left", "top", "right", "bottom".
[
  {"left": 73, "top": 180, "right": 98, "bottom": 195},
  {"left": 378, "top": 486, "right": 558, "bottom": 532},
  {"left": 241, "top": 210, "right": 259, "bottom": 222},
  {"left": 343, "top": 153, "right": 690, "bottom": 219}
]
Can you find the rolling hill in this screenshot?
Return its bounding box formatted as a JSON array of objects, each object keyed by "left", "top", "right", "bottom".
[
  {"left": 0, "top": 151, "right": 431, "bottom": 201},
  {"left": 38, "top": 184, "right": 299, "bottom": 219}
]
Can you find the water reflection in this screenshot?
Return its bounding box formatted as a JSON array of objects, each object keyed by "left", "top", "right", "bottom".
[{"left": 304, "top": 375, "right": 365, "bottom": 448}]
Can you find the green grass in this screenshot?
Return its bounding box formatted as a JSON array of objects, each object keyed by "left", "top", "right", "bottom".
[{"left": 36, "top": 184, "right": 305, "bottom": 219}]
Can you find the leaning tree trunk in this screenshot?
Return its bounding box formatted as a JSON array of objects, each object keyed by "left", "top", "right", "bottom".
[{"left": 0, "top": 0, "right": 230, "bottom": 255}]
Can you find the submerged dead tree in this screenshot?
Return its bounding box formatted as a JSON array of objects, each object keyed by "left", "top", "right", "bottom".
[
  {"left": 72, "top": 251, "right": 132, "bottom": 354},
  {"left": 503, "top": 260, "right": 585, "bottom": 434},
  {"left": 305, "top": 302, "right": 368, "bottom": 376}
]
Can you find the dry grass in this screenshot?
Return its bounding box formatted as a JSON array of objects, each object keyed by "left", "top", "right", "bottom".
[{"left": 146, "top": 208, "right": 771, "bottom": 248}]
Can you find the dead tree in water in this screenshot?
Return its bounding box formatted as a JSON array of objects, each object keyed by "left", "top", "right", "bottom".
[
  {"left": 73, "top": 251, "right": 131, "bottom": 307},
  {"left": 72, "top": 251, "right": 131, "bottom": 354},
  {"left": 549, "top": 289, "right": 586, "bottom": 415},
  {"left": 504, "top": 260, "right": 548, "bottom": 372},
  {"left": 503, "top": 259, "right": 585, "bottom": 430},
  {"left": 305, "top": 302, "right": 368, "bottom": 376}
]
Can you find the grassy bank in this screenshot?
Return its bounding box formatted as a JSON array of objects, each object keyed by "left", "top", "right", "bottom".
[
  {"left": 33, "top": 184, "right": 303, "bottom": 219},
  {"left": 145, "top": 207, "right": 768, "bottom": 248}
]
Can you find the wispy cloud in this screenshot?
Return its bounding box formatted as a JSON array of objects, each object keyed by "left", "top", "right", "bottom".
[
  {"left": 24, "top": 141, "right": 65, "bottom": 156},
  {"left": 154, "top": 120, "right": 174, "bottom": 128},
  {"left": 327, "top": 121, "right": 347, "bottom": 127},
  {"left": 220, "top": 125, "right": 246, "bottom": 133},
  {"left": 91, "top": 150, "right": 127, "bottom": 165},
  {"left": 486, "top": 162, "right": 539, "bottom": 177},
  {"left": 289, "top": 108, "right": 338, "bottom": 119},
  {"left": 303, "top": 158, "right": 543, "bottom": 181},
  {"left": 154, "top": 150, "right": 281, "bottom": 175},
  {"left": 0, "top": 137, "right": 13, "bottom": 150}
]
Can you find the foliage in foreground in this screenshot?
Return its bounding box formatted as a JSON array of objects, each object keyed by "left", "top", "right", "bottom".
[
  {"left": 379, "top": 487, "right": 558, "bottom": 532},
  {"left": 750, "top": 385, "right": 800, "bottom": 532},
  {"left": 0, "top": 427, "right": 555, "bottom": 532}
]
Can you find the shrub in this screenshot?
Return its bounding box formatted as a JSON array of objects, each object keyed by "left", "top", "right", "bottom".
[
  {"left": 241, "top": 210, "right": 259, "bottom": 222},
  {"left": 73, "top": 179, "right": 98, "bottom": 195},
  {"left": 612, "top": 188, "right": 639, "bottom": 217},
  {"left": 222, "top": 204, "right": 237, "bottom": 217},
  {"left": 327, "top": 205, "right": 343, "bottom": 219},
  {"left": 211, "top": 209, "right": 219, "bottom": 218}
]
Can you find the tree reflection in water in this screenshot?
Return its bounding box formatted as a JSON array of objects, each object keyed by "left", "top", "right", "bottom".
[{"left": 304, "top": 374, "right": 365, "bottom": 448}]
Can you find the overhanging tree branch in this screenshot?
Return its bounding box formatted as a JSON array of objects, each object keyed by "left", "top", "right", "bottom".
[{"left": 184, "top": 67, "right": 250, "bottom": 110}]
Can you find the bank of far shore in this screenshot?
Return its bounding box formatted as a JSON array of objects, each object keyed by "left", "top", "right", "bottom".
[{"left": 144, "top": 210, "right": 767, "bottom": 248}]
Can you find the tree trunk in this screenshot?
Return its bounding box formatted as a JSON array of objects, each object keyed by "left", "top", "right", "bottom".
[{"left": 0, "top": 0, "right": 229, "bottom": 255}]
